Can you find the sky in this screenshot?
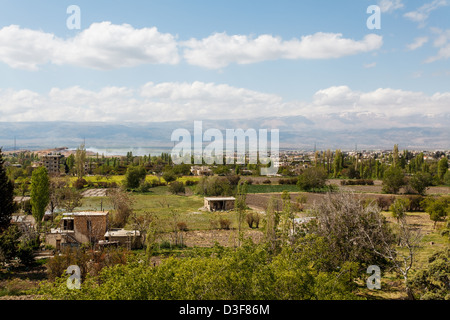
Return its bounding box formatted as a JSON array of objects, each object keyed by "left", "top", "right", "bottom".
[{"left": 0, "top": 0, "right": 449, "bottom": 129}]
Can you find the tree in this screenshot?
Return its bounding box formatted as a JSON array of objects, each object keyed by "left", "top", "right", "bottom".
[
  {"left": 382, "top": 166, "right": 406, "bottom": 194},
  {"left": 30, "top": 167, "right": 50, "bottom": 229},
  {"left": 410, "top": 249, "right": 450, "bottom": 300},
  {"left": 409, "top": 172, "right": 432, "bottom": 195},
  {"left": 422, "top": 197, "right": 449, "bottom": 229},
  {"left": 309, "top": 192, "right": 394, "bottom": 272},
  {"left": 235, "top": 181, "right": 248, "bottom": 247},
  {"left": 444, "top": 170, "right": 450, "bottom": 186},
  {"left": 332, "top": 149, "right": 343, "bottom": 178},
  {"left": 393, "top": 144, "right": 399, "bottom": 168},
  {"left": 297, "top": 167, "right": 328, "bottom": 191},
  {"left": 390, "top": 198, "right": 410, "bottom": 223},
  {"left": 437, "top": 157, "right": 449, "bottom": 181},
  {"left": 168, "top": 181, "right": 185, "bottom": 195},
  {"left": 75, "top": 144, "right": 86, "bottom": 179},
  {"left": 60, "top": 188, "right": 83, "bottom": 213},
  {"left": 0, "top": 225, "right": 21, "bottom": 265},
  {"left": 66, "top": 154, "right": 75, "bottom": 175},
  {"left": 48, "top": 177, "right": 68, "bottom": 214},
  {"left": 124, "top": 165, "right": 147, "bottom": 189},
  {"left": 108, "top": 188, "right": 133, "bottom": 228},
  {"left": 162, "top": 170, "right": 176, "bottom": 184},
  {"left": 0, "top": 148, "right": 15, "bottom": 232},
  {"left": 264, "top": 196, "right": 281, "bottom": 254},
  {"left": 363, "top": 213, "right": 422, "bottom": 299},
  {"left": 280, "top": 191, "right": 296, "bottom": 242}
]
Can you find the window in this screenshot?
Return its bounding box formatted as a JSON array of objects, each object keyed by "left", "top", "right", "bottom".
[{"left": 63, "top": 219, "right": 74, "bottom": 231}]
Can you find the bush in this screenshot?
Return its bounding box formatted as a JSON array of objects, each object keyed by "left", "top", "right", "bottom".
[
  {"left": 125, "top": 166, "right": 147, "bottom": 189},
  {"left": 444, "top": 170, "right": 450, "bottom": 186},
  {"left": 162, "top": 170, "right": 177, "bottom": 183},
  {"left": 262, "top": 179, "right": 271, "bottom": 185},
  {"left": 138, "top": 181, "right": 152, "bottom": 193},
  {"left": 279, "top": 177, "right": 299, "bottom": 185},
  {"left": 340, "top": 179, "right": 374, "bottom": 186},
  {"left": 406, "top": 195, "right": 425, "bottom": 212},
  {"left": 196, "top": 176, "right": 233, "bottom": 196},
  {"left": 408, "top": 172, "right": 432, "bottom": 195},
  {"left": 17, "top": 244, "right": 35, "bottom": 266},
  {"left": 219, "top": 218, "right": 232, "bottom": 230},
  {"left": 246, "top": 212, "right": 260, "bottom": 229},
  {"left": 177, "top": 222, "right": 188, "bottom": 232},
  {"left": 382, "top": 167, "right": 406, "bottom": 194},
  {"left": 169, "top": 181, "right": 185, "bottom": 195},
  {"left": 185, "top": 179, "right": 198, "bottom": 186},
  {"left": 73, "top": 178, "right": 87, "bottom": 190},
  {"left": 376, "top": 196, "right": 394, "bottom": 211},
  {"left": 297, "top": 167, "right": 328, "bottom": 191}
]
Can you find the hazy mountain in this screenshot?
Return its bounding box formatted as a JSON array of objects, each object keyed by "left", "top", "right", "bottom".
[{"left": 0, "top": 114, "right": 449, "bottom": 152}]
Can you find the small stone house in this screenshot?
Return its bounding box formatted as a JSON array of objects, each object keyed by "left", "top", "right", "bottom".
[
  {"left": 102, "top": 229, "right": 142, "bottom": 249},
  {"left": 46, "top": 211, "right": 109, "bottom": 250},
  {"left": 204, "top": 197, "right": 236, "bottom": 212}
]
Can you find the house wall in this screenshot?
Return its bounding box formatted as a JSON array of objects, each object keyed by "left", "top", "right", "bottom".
[
  {"left": 204, "top": 199, "right": 235, "bottom": 212},
  {"left": 73, "top": 215, "right": 108, "bottom": 244},
  {"left": 107, "top": 235, "right": 142, "bottom": 249}
]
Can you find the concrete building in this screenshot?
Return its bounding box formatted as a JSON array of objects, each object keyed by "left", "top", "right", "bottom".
[
  {"left": 204, "top": 197, "right": 236, "bottom": 212},
  {"left": 102, "top": 229, "right": 142, "bottom": 249},
  {"left": 191, "top": 166, "right": 212, "bottom": 176},
  {"left": 42, "top": 154, "right": 64, "bottom": 175},
  {"left": 46, "top": 211, "right": 109, "bottom": 250}
]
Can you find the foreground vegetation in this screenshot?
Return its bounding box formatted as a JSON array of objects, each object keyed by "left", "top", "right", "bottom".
[{"left": 1, "top": 146, "right": 449, "bottom": 300}]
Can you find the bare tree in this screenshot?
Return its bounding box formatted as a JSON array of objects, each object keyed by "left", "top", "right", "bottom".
[
  {"left": 107, "top": 188, "right": 134, "bottom": 228},
  {"left": 310, "top": 192, "right": 394, "bottom": 270},
  {"left": 48, "top": 177, "right": 69, "bottom": 214},
  {"left": 60, "top": 188, "right": 83, "bottom": 213},
  {"left": 362, "top": 214, "right": 422, "bottom": 300}
]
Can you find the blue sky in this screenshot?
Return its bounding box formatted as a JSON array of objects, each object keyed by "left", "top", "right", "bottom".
[{"left": 0, "top": 0, "right": 449, "bottom": 126}]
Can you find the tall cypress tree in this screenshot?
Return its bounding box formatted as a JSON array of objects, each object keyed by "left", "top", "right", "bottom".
[
  {"left": 30, "top": 166, "right": 50, "bottom": 228},
  {"left": 0, "top": 148, "right": 15, "bottom": 232}
]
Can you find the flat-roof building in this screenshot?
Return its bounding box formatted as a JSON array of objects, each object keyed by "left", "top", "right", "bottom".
[{"left": 204, "top": 197, "right": 236, "bottom": 212}]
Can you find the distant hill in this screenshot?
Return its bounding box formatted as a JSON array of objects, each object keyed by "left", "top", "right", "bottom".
[{"left": 0, "top": 115, "right": 449, "bottom": 151}]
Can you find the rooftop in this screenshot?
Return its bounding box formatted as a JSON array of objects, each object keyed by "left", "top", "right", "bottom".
[
  {"left": 63, "top": 211, "right": 109, "bottom": 217},
  {"left": 204, "top": 197, "right": 236, "bottom": 201},
  {"left": 105, "top": 229, "right": 140, "bottom": 237}
]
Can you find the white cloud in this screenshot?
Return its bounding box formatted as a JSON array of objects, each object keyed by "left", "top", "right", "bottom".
[
  {"left": 0, "top": 25, "right": 57, "bottom": 71},
  {"left": 425, "top": 28, "right": 450, "bottom": 62},
  {"left": 0, "top": 23, "right": 384, "bottom": 71},
  {"left": 0, "top": 22, "right": 180, "bottom": 70},
  {"left": 378, "top": 0, "right": 404, "bottom": 13},
  {"left": 404, "top": 0, "right": 448, "bottom": 27},
  {"left": 0, "top": 83, "right": 449, "bottom": 129},
  {"left": 407, "top": 37, "right": 429, "bottom": 50},
  {"left": 307, "top": 86, "right": 449, "bottom": 120},
  {"left": 364, "top": 62, "right": 377, "bottom": 68},
  {"left": 183, "top": 32, "right": 383, "bottom": 69}
]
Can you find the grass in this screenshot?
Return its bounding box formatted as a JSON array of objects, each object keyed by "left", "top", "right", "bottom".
[
  {"left": 363, "top": 211, "right": 449, "bottom": 300},
  {"left": 247, "top": 184, "right": 300, "bottom": 193},
  {"left": 78, "top": 186, "right": 246, "bottom": 232},
  {"left": 68, "top": 175, "right": 200, "bottom": 187}
]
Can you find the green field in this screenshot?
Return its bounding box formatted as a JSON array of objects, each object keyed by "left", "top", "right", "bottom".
[
  {"left": 246, "top": 184, "right": 300, "bottom": 194},
  {"left": 79, "top": 186, "right": 244, "bottom": 232},
  {"left": 69, "top": 175, "right": 200, "bottom": 187}
]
